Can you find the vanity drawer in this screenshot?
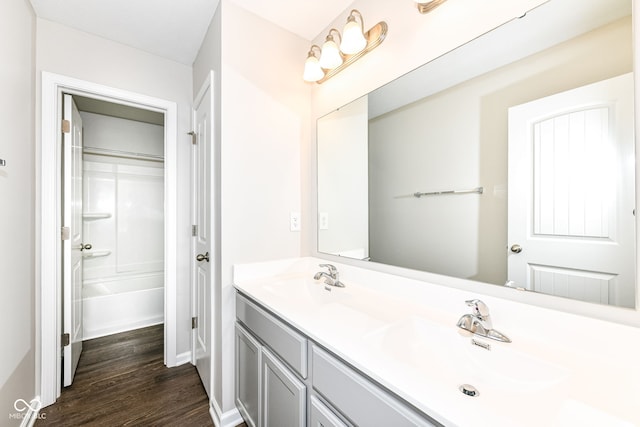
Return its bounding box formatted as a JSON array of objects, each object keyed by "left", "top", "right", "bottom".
[
  {"left": 236, "top": 292, "right": 308, "bottom": 378},
  {"left": 310, "top": 395, "right": 349, "bottom": 427},
  {"left": 312, "top": 346, "right": 437, "bottom": 427}
]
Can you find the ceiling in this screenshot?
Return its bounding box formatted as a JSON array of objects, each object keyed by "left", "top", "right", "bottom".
[{"left": 29, "top": 0, "right": 355, "bottom": 65}]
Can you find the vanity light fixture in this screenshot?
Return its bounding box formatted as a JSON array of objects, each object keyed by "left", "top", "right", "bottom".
[
  {"left": 303, "top": 45, "right": 325, "bottom": 82},
  {"left": 303, "top": 9, "right": 387, "bottom": 84},
  {"left": 416, "top": 0, "right": 447, "bottom": 14},
  {"left": 340, "top": 10, "right": 367, "bottom": 54},
  {"left": 319, "top": 29, "right": 344, "bottom": 69}
]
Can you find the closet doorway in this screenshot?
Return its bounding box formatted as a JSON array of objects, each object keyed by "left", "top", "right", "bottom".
[
  {"left": 39, "top": 72, "right": 179, "bottom": 406},
  {"left": 62, "top": 94, "right": 167, "bottom": 385}
]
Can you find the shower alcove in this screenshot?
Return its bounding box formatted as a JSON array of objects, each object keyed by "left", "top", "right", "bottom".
[{"left": 78, "top": 105, "right": 165, "bottom": 340}]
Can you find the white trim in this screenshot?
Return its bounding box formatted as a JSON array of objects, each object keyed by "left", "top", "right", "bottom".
[
  {"left": 38, "top": 72, "right": 179, "bottom": 406},
  {"left": 176, "top": 351, "right": 193, "bottom": 366},
  {"left": 194, "top": 71, "right": 214, "bottom": 108},
  {"left": 18, "top": 397, "right": 42, "bottom": 427},
  {"left": 84, "top": 317, "right": 165, "bottom": 341},
  {"left": 210, "top": 399, "right": 243, "bottom": 427}
]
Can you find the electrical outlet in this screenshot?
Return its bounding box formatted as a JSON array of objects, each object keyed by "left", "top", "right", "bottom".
[
  {"left": 319, "top": 212, "right": 329, "bottom": 230},
  {"left": 290, "top": 212, "right": 301, "bottom": 232}
]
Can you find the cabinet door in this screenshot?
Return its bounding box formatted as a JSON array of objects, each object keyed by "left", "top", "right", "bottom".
[
  {"left": 262, "top": 347, "right": 306, "bottom": 427},
  {"left": 236, "top": 323, "right": 261, "bottom": 427},
  {"left": 310, "top": 395, "right": 349, "bottom": 427}
]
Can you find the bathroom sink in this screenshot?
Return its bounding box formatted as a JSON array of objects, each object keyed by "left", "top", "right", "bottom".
[
  {"left": 364, "top": 316, "right": 569, "bottom": 396},
  {"left": 262, "top": 276, "right": 351, "bottom": 306}
]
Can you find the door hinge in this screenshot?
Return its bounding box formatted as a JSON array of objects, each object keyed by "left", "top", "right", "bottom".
[
  {"left": 192, "top": 317, "right": 198, "bottom": 329},
  {"left": 62, "top": 119, "right": 71, "bottom": 134},
  {"left": 188, "top": 131, "right": 197, "bottom": 145},
  {"left": 61, "top": 333, "right": 70, "bottom": 347},
  {"left": 192, "top": 225, "right": 198, "bottom": 236},
  {"left": 61, "top": 226, "right": 70, "bottom": 241}
]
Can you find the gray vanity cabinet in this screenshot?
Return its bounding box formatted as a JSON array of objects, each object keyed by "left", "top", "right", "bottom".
[
  {"left": 262, "top": 347, "right": 306, "bottom": 427},
  {"left": 235, "top": 291, "right": 440, "bottom": 427},
  {"left": 235, "top": 323, "right": 261, "bottom": 427},
  {"left": 236, "top": 294, "right": 307, "bottom": 427},
  {"left": 235, "top": 322, "right": 307, "bottom": 427}
]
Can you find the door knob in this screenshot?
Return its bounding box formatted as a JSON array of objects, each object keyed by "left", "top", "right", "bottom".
[
  {"left": 510, "top": 244, "right": 522, "bottom": 253},
  {"left": 80, "top": 243, "right": 92, "bottom": 251},
  {"left": 196, "top": 252, "right": 209, "bottom": 262}
]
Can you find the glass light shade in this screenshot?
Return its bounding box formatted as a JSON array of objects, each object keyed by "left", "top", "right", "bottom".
[
  {"left": 340, "top": 18, "right": 367, "bottom": 55},
  {"left": 319, "top": 39, "right": 343, "bottom": 69},
  {"left": 303, "top": 55, "right": 324, "bottom": 82}
]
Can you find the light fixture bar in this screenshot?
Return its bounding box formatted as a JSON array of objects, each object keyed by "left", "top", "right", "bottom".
[
  {"left": 416, "top": 0, "right": 447, "bottom": 14},
  {"left": 316, "top": 21, "right": 388, "bottom": 84}
]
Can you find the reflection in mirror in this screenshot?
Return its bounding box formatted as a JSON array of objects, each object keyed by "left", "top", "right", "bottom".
[{"left": 317, "top": 0, "right": 635, "bottom": 308}]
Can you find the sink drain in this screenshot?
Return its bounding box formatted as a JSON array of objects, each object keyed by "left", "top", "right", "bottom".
[{"left": 459, "top": 384, "right": 479, "bottom": 397}]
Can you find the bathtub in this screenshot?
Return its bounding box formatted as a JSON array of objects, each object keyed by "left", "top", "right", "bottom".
[{"left": 83, "top": 273, "right": 164, "bottom": 340}]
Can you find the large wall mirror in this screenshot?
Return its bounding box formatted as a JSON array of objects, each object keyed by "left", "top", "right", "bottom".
[{"left": 317, "top": 0, "right": 636, "bottom": 309}]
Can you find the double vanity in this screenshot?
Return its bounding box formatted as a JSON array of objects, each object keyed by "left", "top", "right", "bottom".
[{"left": 233, "top": 257, "right": 640, "bottom": 427}]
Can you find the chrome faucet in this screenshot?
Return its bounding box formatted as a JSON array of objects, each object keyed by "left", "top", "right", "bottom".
[
  {"left": 313, "top": 264, "right": 345, "bottom": 288},
  {"left": 456, "top": 299, "right": 511, "bottom": 343}
]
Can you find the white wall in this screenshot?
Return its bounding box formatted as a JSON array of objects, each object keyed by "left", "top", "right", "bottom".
[
  {"left": 193, "top": 0, "right": 311, "bottom": 417},
  {"left": 36, "top": 19, "right": 194, "bottom": 355},
  {"left": 81, "top": 112, "right": 165, "bottom": 157},
  {"left": 0, "top": 0, "right": 36, "bottom": 422}
]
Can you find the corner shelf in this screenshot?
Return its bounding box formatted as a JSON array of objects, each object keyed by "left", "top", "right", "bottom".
[{"left": 83, "top": 212, "right": 112, "bottom": 220}]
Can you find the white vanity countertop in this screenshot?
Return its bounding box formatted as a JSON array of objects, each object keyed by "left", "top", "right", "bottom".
[{"left": 233, "top": 257, "right": 640, "bottom": 427}]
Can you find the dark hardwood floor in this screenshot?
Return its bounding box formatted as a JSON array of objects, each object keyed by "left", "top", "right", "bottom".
[{"left": 36, "top": 325, "right": 218, "bottom": 426}]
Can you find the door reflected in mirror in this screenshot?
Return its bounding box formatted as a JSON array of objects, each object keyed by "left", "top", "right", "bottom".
[{"left": 317, "top": 0, "right": 636, "bottom": 308}]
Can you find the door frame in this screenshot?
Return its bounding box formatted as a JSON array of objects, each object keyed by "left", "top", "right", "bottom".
[{"left": 38, "top": 72, "right": 179, "bottom": 406}]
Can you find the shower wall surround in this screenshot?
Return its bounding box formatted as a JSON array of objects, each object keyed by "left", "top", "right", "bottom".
[{"left": 82, "top": 159, "right": 164, "bottom": 280}]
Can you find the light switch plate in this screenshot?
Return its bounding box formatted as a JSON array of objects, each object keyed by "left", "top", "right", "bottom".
[
  {"left": 319, "top": 212, "right": 329, "bottom": 230},
  {"left": 290, "top": 212, "right": 301, "bottom": 232}
]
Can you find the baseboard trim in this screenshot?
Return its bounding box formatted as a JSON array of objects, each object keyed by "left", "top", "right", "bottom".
[
  {"left": 83, "top": 317, "right": 164, "bottom": 341},
  {"left": 210, "top": 399, "right": 243, "bottom": 427},
  {"left": 17, "top": 397, "right": 42, "bottom": 427},
  {"left": 175, "top": 351, "right": 192, "bottom": 366}
]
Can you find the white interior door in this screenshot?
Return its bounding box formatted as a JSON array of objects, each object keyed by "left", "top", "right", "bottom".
[
  {"left": 508, "top": 73, "right": 635, "bottom": 307},
  {"left": 63, "top": 94, "right": 84, "bottom": 386},
  {"left": 192, "top": 81, "right": 213, "bottom": 397}
]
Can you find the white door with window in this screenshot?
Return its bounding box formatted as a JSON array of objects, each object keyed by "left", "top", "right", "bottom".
[
  {"left": 63, "top": 94, "right": 84, "bottom": 386},
  {"left": 192, "top": 76, "right": 214, "bottom": 396},
  {"left": 507, "top": 73, "right": 635, "bottom": 307}
]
